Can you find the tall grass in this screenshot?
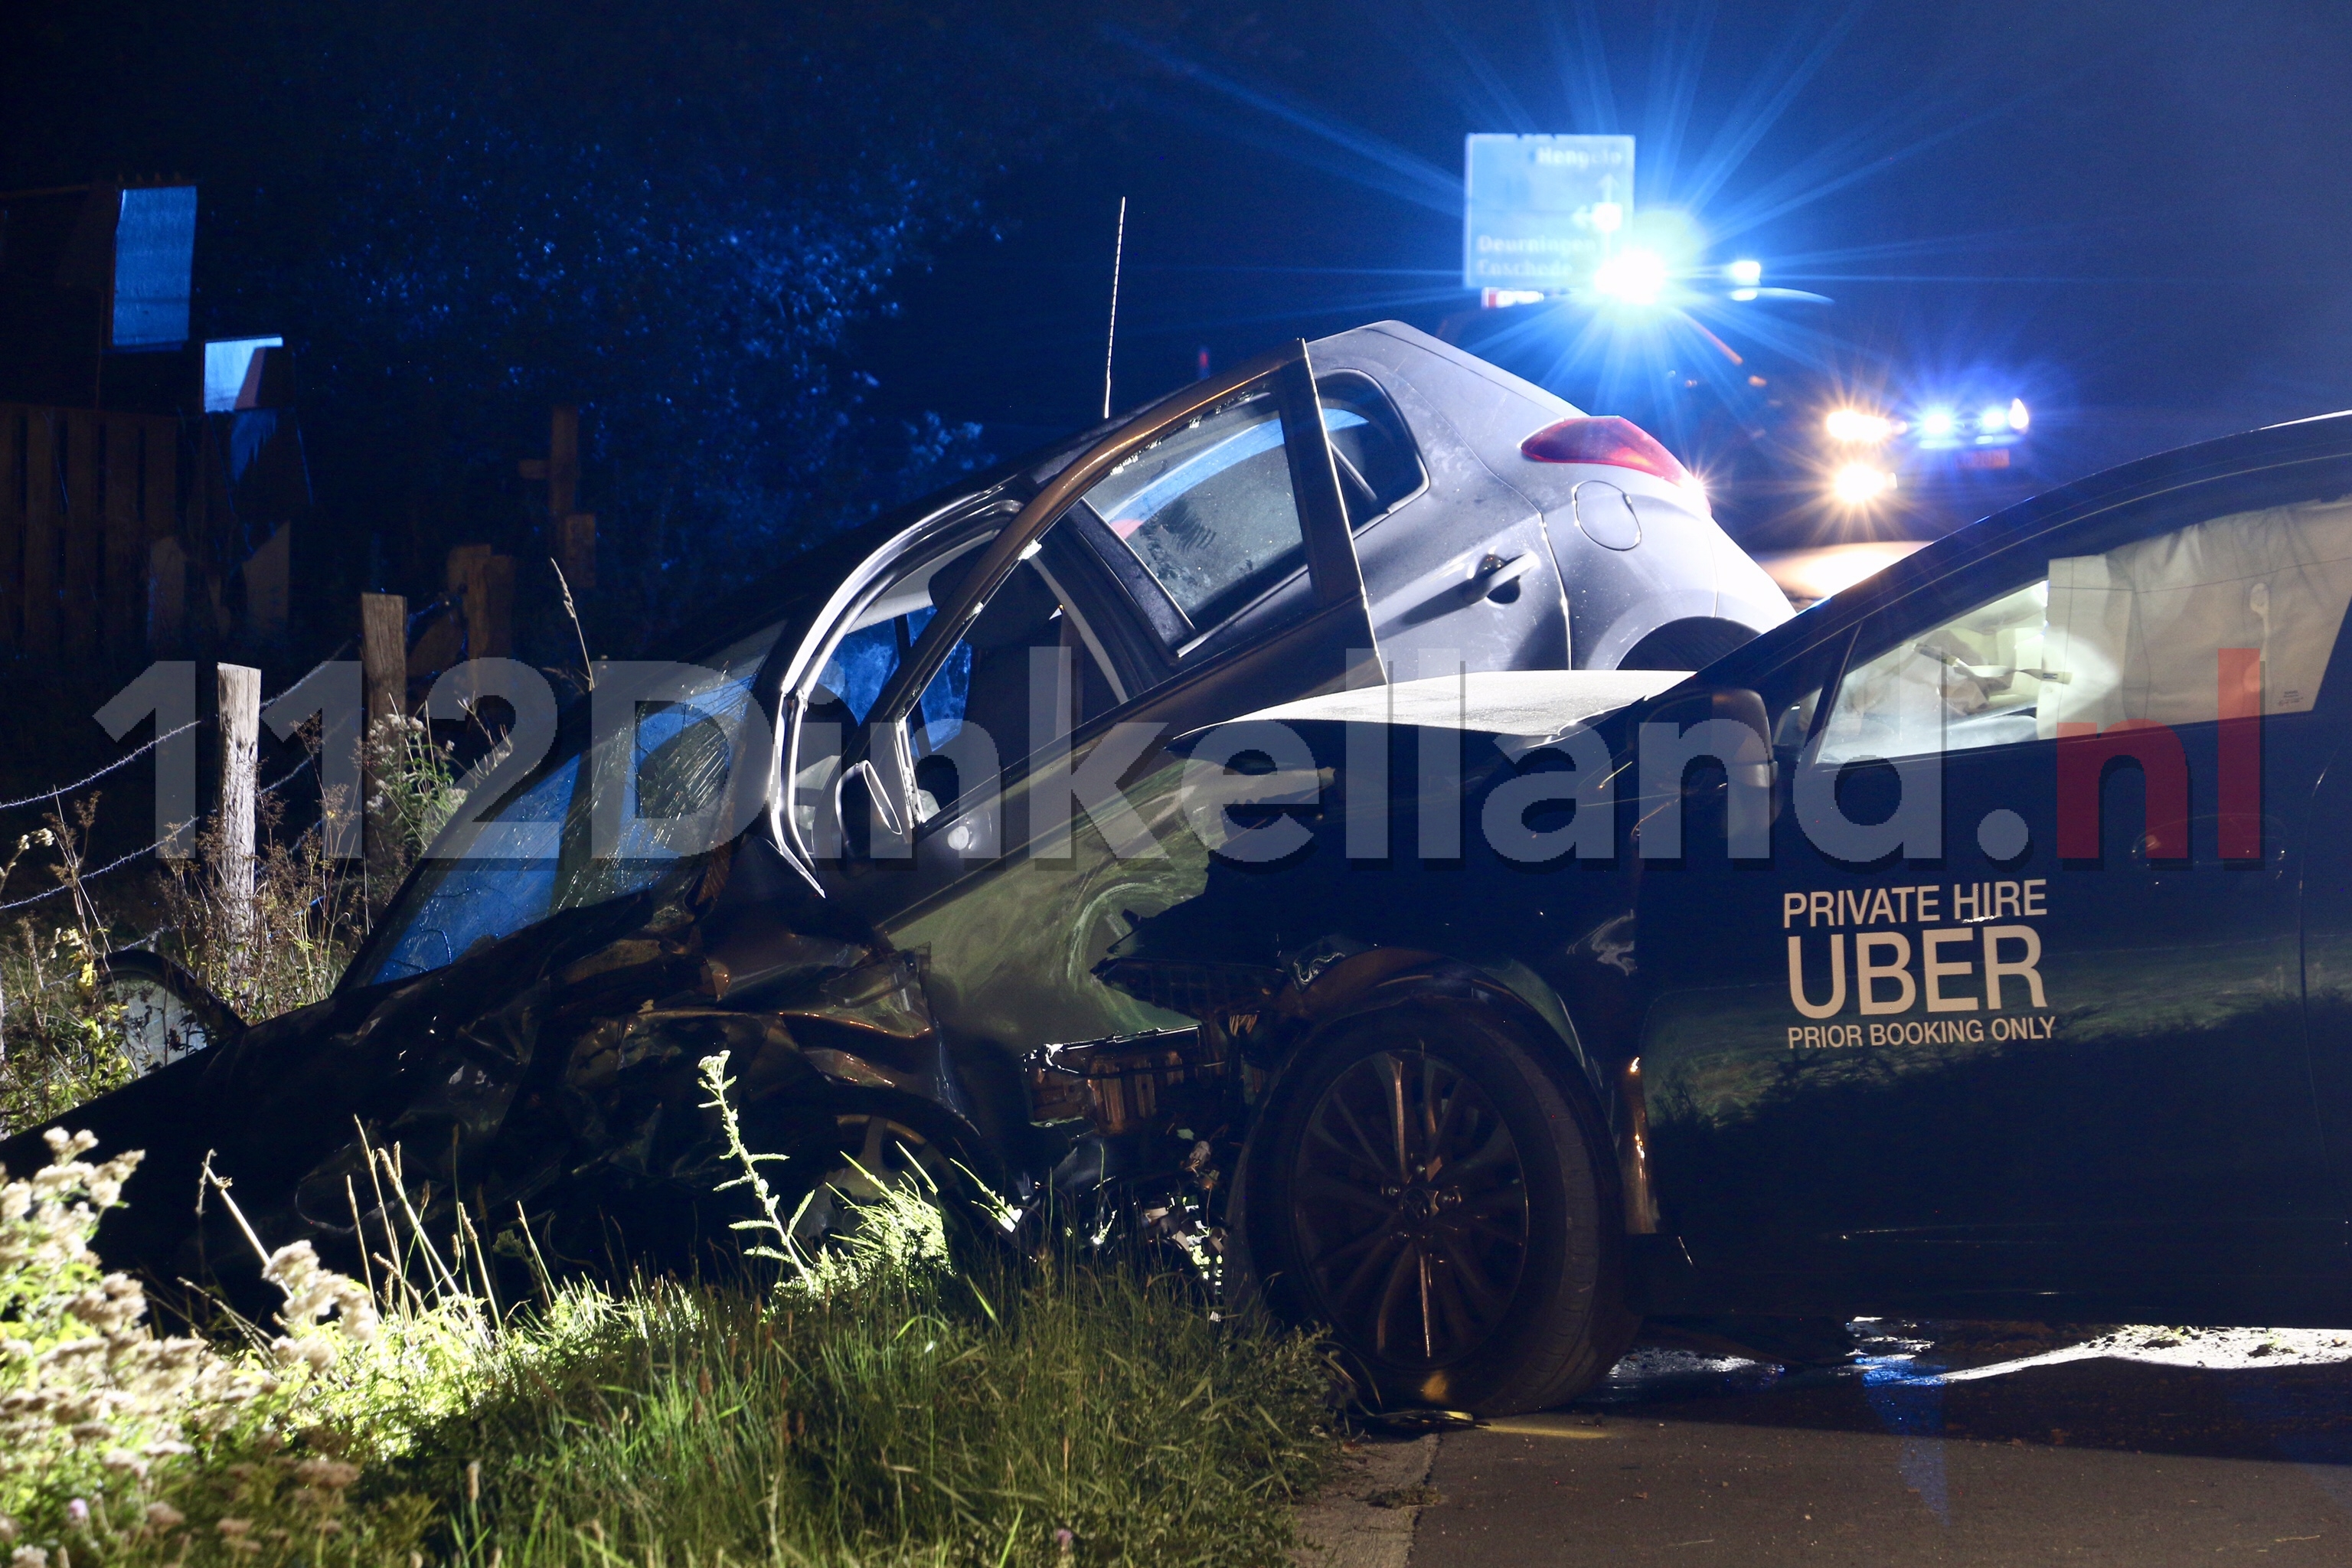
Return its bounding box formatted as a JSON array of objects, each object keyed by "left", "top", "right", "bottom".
[
  {"left": 2, "top": 1079, "right": 1337, "bottom": 1568},
  {"left": 156, "top": 714, "right": 466, "bottom": 1021},
  {"left": 0, "top": 789, "right": 364, "bottom": 1136},
  {"left": 0, "top": 813, "right": 136, "bottom": 1134},
  {"left": 400, "top": 1249, "right": 1333, "bottom": 1566},
  {"left": 361, "top": 714, "right": 467, "bottom": 905}
]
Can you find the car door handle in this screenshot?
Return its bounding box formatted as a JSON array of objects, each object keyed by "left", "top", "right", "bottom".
[
  {"left": 838, "top": 758, "right": 905, "bottom": 840},
  {"left": 1464, "top": 552, "right": 1539, "bottom": 601}
]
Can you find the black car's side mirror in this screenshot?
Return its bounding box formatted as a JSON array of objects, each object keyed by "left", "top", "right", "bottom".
[
  {"left": 1637, "top": 684, "right": 1774, "bottom": 787},
  {"left": 1632, "top": 684, "right": 1778, "bottom": 854},
  {"left": 97, "top": 949, "right": 244, "bottom": 1072}
]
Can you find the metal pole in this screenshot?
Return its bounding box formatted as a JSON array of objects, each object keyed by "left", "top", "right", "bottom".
[{"left": 1102, "top": 197, "right": 1126, "bottom": 421}]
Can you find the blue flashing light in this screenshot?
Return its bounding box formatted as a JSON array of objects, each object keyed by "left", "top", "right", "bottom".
[{"left": 1593, "top": 247, "right": 1669, "bottom": 306}]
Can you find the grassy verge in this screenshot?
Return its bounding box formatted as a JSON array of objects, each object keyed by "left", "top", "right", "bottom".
[
  {"left": 5, "top": 1149, "right": 1334, "bottom": 1568},
  {"left": 2, "top": 1088, "right": 1336, "bottom": 1568},
  {"left": 403, "top": 1259, "right": 1334, "bottom": 1567}
]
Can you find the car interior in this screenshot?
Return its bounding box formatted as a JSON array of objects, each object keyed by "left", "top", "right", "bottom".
[
  {"left": 1813, "top": 494, "right": 2352, "bottom": 766},
  {"left": 792, "top": 528, "right": 1130, "bottom": 840},
  {"left": 787, "top": 373, "right": 1428, "bottom": 851}
]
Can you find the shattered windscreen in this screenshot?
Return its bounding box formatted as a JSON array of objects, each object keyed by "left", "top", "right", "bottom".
[{"left": 352, "top": 621, "right": 784, "bottom": 986}]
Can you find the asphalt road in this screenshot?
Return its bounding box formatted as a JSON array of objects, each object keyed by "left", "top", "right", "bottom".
[{"left": 1403, "top": 1325, "right": 2352, "bottom": 1566}]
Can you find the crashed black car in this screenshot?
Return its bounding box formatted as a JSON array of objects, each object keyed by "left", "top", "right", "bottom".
[
  {"left": 7, "top": 326, "right": 1781, "bottom": 1334},
  {"left": 1044, "top": 409, "right": 2352, "bottom": 1413}
]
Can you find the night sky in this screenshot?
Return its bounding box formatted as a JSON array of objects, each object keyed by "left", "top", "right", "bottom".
[
  {"left": 6, "top": 1, "right": 2351, "bottom": 642},
  {"left": 861, "top": 2, "right": 2352, "bottom": 490}
]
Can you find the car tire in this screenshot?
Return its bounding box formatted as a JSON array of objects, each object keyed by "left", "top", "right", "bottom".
[{"left": 1243, "top": 999, "right": 1635, "bottom": 1416}]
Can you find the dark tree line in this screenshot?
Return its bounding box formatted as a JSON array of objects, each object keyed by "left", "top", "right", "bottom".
[{"left": 1, "top": 0, "right": 1145, "bottom": 655}]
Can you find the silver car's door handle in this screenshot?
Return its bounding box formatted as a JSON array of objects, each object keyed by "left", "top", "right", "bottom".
[{"left": 1466, "top": 551, "right": 1539, "bottom": 600}]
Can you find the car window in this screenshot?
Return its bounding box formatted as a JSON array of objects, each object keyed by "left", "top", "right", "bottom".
[
  {"left": 1818, "top": 495, "right": 2352, "bottom": 764},
  {"left": 358, "top": 756, "right": 578, "bottom": 984},
  {"left": 358, "top": 619, "right": 783, "bottom": 985},
  {"left": 789, "top": 526, "right": 1123, "bottom": 842},
  {"left": 1080, "top": 380, "right": 1410, "bottom": 643},
  {"left": 1080, "top": 385, "right": 1308, "bottom": 633},
  {"left": 1816, "top": 581, "right": 2052, "bottom": 763},
  {"left": 1318, "top": 372, "right": 1424, "bottom": 529}
]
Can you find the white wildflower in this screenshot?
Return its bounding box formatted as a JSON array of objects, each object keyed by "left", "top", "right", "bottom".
[
  {"left": 262, "top": 1240, "right": 380, "bottom": 1355},
  {"left": 293, "top": 1458, "right": 361, "bottom": 1490}
]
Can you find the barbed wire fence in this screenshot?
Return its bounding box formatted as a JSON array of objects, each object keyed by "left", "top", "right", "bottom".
[
  {"left": 0, "top": 648, "right": 351, "bottom": 917},
  {"left": 0, "top": 576, "right": 534, "bottom": 939}
]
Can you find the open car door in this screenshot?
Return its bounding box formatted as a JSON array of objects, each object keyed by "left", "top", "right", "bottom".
[{"left": 781, "top": 340, "right": 1383, "bottom": 1045}]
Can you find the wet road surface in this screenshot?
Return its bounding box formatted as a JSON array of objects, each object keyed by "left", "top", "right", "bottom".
[{"left": 1406, "top": 1324, "right": 2352, "bottom": 1565}]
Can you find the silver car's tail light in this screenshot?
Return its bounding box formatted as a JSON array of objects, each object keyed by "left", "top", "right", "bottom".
[{"left": 1520, "top": 415, "right": 1693, "bottom": 488}]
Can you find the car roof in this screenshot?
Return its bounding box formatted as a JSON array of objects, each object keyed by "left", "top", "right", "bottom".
[{"left": 652, "top": 322, "right": 1508, "bottom": 663}]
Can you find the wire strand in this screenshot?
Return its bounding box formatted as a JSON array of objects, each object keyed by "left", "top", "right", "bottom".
[
  {"left": 0, "top": 831, "right": 182, "bottom": 913},
  {"left": 0, "top": 637, "right": 358, "bottom": 818},
  {"left": 0, "top": 750, "right": 326, "bottom": 915},
  {"left": 0, "top": 718, "right": 204, "bottom": 815}
]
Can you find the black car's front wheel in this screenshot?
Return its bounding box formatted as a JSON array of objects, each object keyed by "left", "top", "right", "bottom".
[{"left": 1245, "top": 1000, "right": 1635, "bottom": 1416}]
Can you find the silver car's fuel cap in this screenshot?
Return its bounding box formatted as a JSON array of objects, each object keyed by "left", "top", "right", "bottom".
[{"left": 1572, "top": 479, "right": 1642, "bottom": 550}]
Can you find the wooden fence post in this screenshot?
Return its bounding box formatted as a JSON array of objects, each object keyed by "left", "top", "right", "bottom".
[
  {"left": 557, "top": 512, "right": 597, "bottom": 591},
  {"left": 24, "top": 412, "right": 57, "bottom": 651},
  {"left": 471, "top": 554, "right": 514, "bottom": 658},
  {"left": 215, "top": 662, "right": 260, "bottom": 942},
  {"left": 140, "top": 414, "right": 178, "bottom": 655},
  {"left": 140, "top": 415, "right": 177, "bottom": 564},
  {"left": 361, "top": 593, "right": 408, "bottom": 729},
  {"left": 103, "top": 415, "right": 142, "bottom": 656},
  {"left": 148, "top": 537, "right": 187, "bottom": 652},
  {"left": 359, "top": 592, "right": 407, "bottom": 877},
  {"left": 0, "top": 407, "right": 22, "bottom": 648},
  {"left": 446, "top": 543, "right": 491, "bottom": 656},
  {"left": 241, "top": 525, "right": 291, "bottom": 641},
  {"left": 64, "top": 411, "right": 100, "bottom": 658}
]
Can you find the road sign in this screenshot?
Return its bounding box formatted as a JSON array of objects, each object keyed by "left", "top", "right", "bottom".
[{"left": 1463, "top": 134, "right": 1635, "bottom": 292}]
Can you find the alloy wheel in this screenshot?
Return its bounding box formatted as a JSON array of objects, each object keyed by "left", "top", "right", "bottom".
[{"left": 1288, "top": 1047, "right": 1530, "bottom": 1366}]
